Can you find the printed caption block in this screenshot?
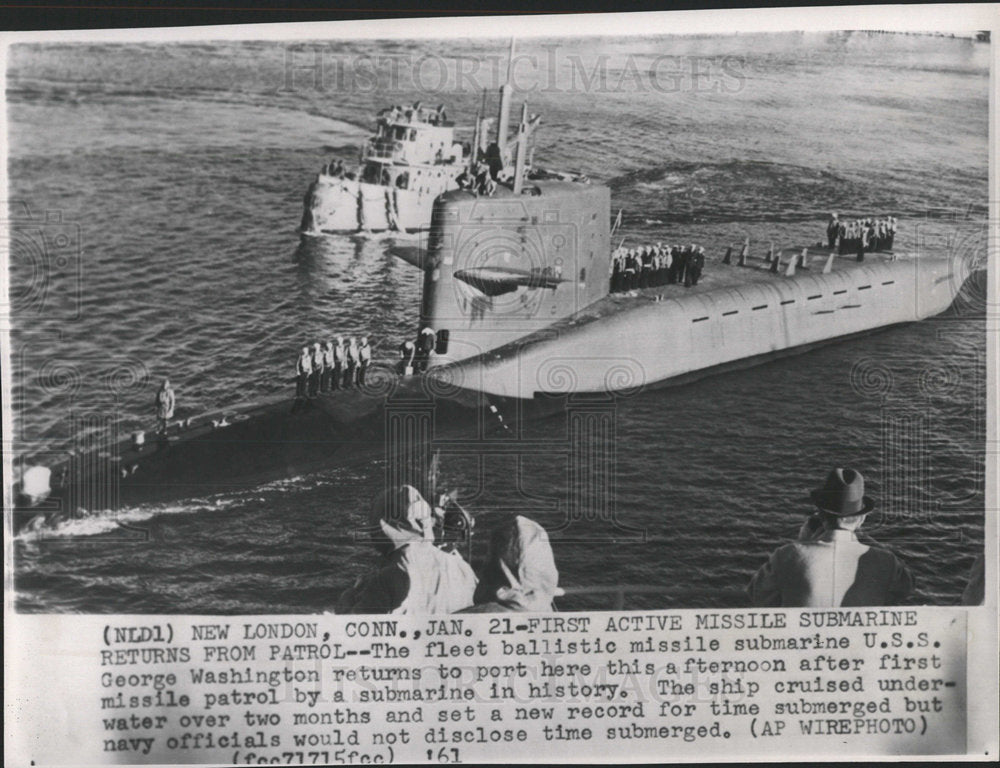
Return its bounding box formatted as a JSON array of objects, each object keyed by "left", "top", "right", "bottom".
[{"left": 9, "top": 609, "right": 969, "bottom": 764}]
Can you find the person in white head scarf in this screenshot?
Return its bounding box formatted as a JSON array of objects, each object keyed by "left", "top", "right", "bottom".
[{"left": 336, "top": 485, "right": 477, "bottom": 614}]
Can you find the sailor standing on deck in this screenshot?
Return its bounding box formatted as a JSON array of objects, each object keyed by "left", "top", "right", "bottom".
[
  {"left": 666, "top": 245, "right": 679, "bottom": 284},
  {"left": 677, "top": 245, "right": 691, "bottom": 286},
  {"left": 623, "top": 249, "right": 638, "bottom": 291},
  {"left": 322, "top": 341, "right": 335, "bottom": 393},
  {"left": 358, "top": 336, "right": 372, "bottom": 387},
  {"left": 655, "top": 242, "right": 669, "bottom": 286},
  {"left": 747, "top": 467, "right": 913, "bottom": 607},
  {"left": 155, "top": 378, "right": 175, "bottom": 435},
  {"left": 687, "top": 246, "right": 705, "bottom": 286},
  {"left": 827, "top": 213, "right": 839, "bottom": 248},
  {"left": 418, "top": 327, "right": 436, "bottom": 371},
  {"left": 295, "top": 347, "right": 312, "bottom": 400},
  {"left": 309, "top": 343, "right": 324, "bottom": 398},
  {"left": 331, "top": 337, "right": 345, "bottom": 391},
  {"left": 399, "top": 340, "right": 417, "bottom": 375},
  {"left": 344, "top": 337, "right": 359, "bottom": 389},
  {"left": 639, "top": 246, "right": 652, "bottom": 289}
]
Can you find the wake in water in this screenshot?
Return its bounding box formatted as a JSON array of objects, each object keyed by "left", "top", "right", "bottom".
[
  {"left": 13, "top": 468, "right": 366, "bottom": 541},
  {"left": 15, "top": 496, "right": 244, "bottom": 541}
]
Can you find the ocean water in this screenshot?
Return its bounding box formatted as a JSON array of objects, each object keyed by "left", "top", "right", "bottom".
[{"left": 7, "top": 32, "right": 988, "bottom": 612}]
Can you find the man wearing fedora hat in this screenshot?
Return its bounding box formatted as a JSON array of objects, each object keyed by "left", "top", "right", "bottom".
[{"left": 747, "top": 467, "right": 913, "bottom": 607}]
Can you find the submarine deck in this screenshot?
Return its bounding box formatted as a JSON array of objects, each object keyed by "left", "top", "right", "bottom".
[{"left": 521, "top": 245, "right": 906, "bottom": 348}]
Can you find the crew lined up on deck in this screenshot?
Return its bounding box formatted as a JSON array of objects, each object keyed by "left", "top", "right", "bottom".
[
  {"left": 378, "top": 101, "right": 448, "bottom": 126},
  {"left": 827, "top": 214, "right": 898, "bottom": 256},
  {"left": 321, "top": 159, "right": 352, "bottom": 179},
  {"left": 609, "top": 243, "right": 706, "bottom": 293},
  {"left": 294, "top": 336, "right": 372, "bottom": 399}
]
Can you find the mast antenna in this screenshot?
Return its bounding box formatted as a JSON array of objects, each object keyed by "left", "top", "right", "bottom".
[{"left": 496, "top": 38, "right": 516, "bottom": 153}]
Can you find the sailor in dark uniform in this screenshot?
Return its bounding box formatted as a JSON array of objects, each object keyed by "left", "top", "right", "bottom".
[
  {"left": 610, "top": 249, "right": 624, "bottom": 293},
  {"left": 623, "top": 249, "right": 637, "bottom": 291},
  {"left": 399, "top": 340, "right": 417, "bottom": 374},
  {"left": 676, "top": 246, "right": 690, "bottom": 286},
  {"left": 639, "top": 246, "right": 653, "bottom": 289},
  {"left": 484, "top": 143, "right": 503, "bottom": 180},
  {"left": 826, "top": 213, "right": 839, "bottom": 248},
  {"left": 687, "top": 246, "right": 705, "bottom": 286}
]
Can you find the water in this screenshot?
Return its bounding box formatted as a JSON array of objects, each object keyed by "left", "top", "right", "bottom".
[{"left": 8, "top": 32, "right": 988, "bottom": 612}]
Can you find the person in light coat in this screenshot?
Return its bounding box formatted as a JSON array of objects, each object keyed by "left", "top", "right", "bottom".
[
  {"left": 461, "top": 515, "right": 562, "bottom": 613},
  {"left": 336, "top": 485, "right": 477, "bottom": 614},
  {"left": 747, "top": 467, "right": 913, "bottom": 607}
]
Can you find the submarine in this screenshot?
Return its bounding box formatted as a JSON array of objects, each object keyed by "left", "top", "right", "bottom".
[
  {"left": 10, "top": 92, "right": 977, "bottom": 535},
  {"left": 418, "top": 180, "right": 972, "bottom": 400}
]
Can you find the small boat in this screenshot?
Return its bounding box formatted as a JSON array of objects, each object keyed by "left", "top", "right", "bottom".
[
  {"left": 300, "top": 101, "right": 472, "bottom": 233},
  {"left": 299, "top": 40, "right": 547, "bottom": 235}
]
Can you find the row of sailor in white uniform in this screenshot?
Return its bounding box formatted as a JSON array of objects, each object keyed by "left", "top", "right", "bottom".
[{"left": 295, "top": 337, "right": 372, "bottom": 398}]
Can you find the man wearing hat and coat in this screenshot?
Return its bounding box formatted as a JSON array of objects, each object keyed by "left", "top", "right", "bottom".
[{"left": 747, "top": 467, "right": 913, "bottom": 607}]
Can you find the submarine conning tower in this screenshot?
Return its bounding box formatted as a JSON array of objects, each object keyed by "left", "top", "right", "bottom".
[{"left": 420, "top": 181, "right": 611, "bottom": 366}]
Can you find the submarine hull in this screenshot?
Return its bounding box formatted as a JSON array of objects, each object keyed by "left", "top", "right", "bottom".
[
  {"left": 433, "top": 248, "right": 973, "bottom": 400},
  {"left": 11, "top": 375, "right": 507, "bottom": 534}
]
